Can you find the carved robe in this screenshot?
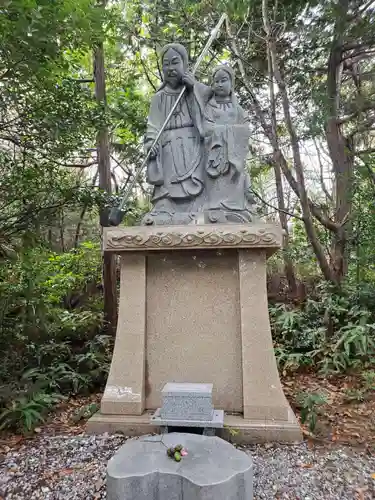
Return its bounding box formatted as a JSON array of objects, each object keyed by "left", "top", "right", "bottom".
[
  {"left": 204, "top": 97, "right": 252, "bottom": 214},
  {"left": 145, "top": 83, "right": 210, "bottom": 213}
]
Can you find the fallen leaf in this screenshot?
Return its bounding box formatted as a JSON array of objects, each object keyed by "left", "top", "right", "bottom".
[
  {"left": 59, "top": 468, "right": 74, "bottom": 476},
  {"left": 95, "top": 479, "right": 104, "bottom": 491},
  {"left": 300, "top": 463, "right": 313, "bottom": 468},
  {"left": 355, "top": 486, "right": 368, "bottom": 500},
  {"left": 371, "top": 473, "right": 375, "bottom": 479},
  {"left": 7, "top": 435, "right": 23, "bottom": 446},
  {"left": 307, "top": 439, "right": 315, "bottom": 449}
]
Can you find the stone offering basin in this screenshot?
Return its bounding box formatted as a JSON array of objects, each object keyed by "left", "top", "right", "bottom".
[{"left": 107, "top": 433, "right": 253, "bottom": 500}]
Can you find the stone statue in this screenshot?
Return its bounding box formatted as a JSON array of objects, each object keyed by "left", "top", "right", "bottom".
[
  {"left": 142, "top": 45, "right": 255, "bottom": 226},
  {"left": 203, "top": 65, "right": 254, "bottom": 223},
  {"left": 142, "top": 43, "right": 211, "bottom": 226}
]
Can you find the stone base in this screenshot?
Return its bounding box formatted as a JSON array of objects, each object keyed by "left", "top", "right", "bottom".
[
  {"left": 99, "top": 223, "right": 302, "bottom": 443},
  {"left": 87, "top": 408, "right": 302, "bottom": 444},
  {"left": 107, "top": 433, "right": 253, "bottom": 500}
]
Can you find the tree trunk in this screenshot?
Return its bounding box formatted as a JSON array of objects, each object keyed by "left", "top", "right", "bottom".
[
  {"left": 325, "top": 0, "right": 352, "bottom": 283},
  {"left": 74, "top": 169, "right": 99, "bottom": 248},
  {"left": 326, "top": 122, "right": 353, "bottom": 281},
  {"left": 226, "top": 19, "right": 337, "bottom": 283},
  {"left": 260, "top": 1, "right": 337, "bottom": 283},
  {"left": 274, "top": 161, "right": 298, "bottom": 295},
  {"left": 265, "top": 36, "right": 297, "bottom": 295},
  {"left": 59, "top": 211, "right": 65, "bottom": 252},
  {"left": 94, "top": 24, "right": 117, "bottom": 335}
]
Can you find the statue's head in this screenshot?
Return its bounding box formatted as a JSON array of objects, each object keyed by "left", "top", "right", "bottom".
[
  {"left": 160, "top": 43, "right": 188, "bottom": 89},
  {"left": 212, "top": 65, "right": 234, "bottom": 98}
]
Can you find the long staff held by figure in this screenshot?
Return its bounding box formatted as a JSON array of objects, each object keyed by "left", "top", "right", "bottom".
[{"left": 108, "top": 13, "right": 228, "bottom": 226}]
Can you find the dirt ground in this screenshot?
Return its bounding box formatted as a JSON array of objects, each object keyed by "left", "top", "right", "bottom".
[{"left": 1, "top": 373, "right": 374, "bottom": 454}]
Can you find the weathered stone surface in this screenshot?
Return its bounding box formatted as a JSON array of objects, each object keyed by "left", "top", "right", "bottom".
[
  {"left": 106, "top": 433, "right": 253, "bottom": 500},
  {"left": 151, "top": 408, "right": 224, "bottom": 428},
  {"left": 91, "top": 222, "right": 303, "bottom": 443},
  {"left": 161, "top": 383, "right": 213, "bottom": 421},
  {"left": 141, "top": 42, "right": 255, "bottom": 226},
  {"left": 103, "top": 223, "right": 282, "bottom": 254},
  {"left": 88, "top": 409, "right": 302, "bottom": 444}
]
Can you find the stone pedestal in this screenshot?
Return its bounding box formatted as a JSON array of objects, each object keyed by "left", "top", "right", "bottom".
[{"left": 88, "top": 223, "right": 302, "bottom": 443}]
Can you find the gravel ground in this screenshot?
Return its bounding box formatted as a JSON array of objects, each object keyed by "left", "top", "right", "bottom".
[{"left": 0, "top": 433, "right": 374, "bottom": 499}]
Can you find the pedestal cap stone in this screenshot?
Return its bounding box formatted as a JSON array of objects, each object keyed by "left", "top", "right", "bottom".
[{"left": 106, "top": 433, "right": 253, "bottom": 500}]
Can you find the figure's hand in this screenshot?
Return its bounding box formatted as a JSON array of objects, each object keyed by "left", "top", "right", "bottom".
[
  {"left": 203, "top": 120, "right": 214, "bottom": 137},
  {"left": 147, "top": 143, "right": 159, "bottom": 159},
  {"left": 182, "top": 71, "right": 196, "bottom": 89}
]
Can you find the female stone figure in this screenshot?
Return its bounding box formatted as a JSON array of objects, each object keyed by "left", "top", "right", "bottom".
[
  {"left": 142, "top": 43, "right": 210, "bottom": 225},
  {"left": 203, "top": 65, "right": 254, "bottom": 223}
]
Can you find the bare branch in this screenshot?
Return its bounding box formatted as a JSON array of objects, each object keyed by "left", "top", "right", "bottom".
[
  {"left": 226, "top": 17, "right": 339, "bottom": 233},
  {"left": 341, "top": 48, "right": 375, "bottom": 63},
  {"left": 347, "top": 0, "right": 375, "bottom": 22},
  {"left": 356, "top": 147, "right": 375, "bottom": 156},
  {"left": 337, "top": 101, "right": 375, "bottom": 124},
  {"left": 64, "top": 161, "right": 97, "bottom": 169},
  {"left": 0, "top": 57, "right": 27, "bottom": 80},
  {"left": 250, "top": 189, "right": 303, "bottom": 220},
  {"left": 138, "top": 53, "right": 157, "bottom": 91},
  {"left": 110, "top": 154, "right": 147, "bottom": 194},
  {"left": 69, "top": 78, "right": 95, "bottom": 83},
  {"left": 262, "top": 0, "right": 337, "bottom": 282},
  {"left": 349, "top": 115, "right": 375, "bottom": 137}
]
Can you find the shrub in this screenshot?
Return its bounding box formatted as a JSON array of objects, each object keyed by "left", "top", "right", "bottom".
[
  {"left": 0, "top": 392, "right": 64, "bottom": 432},
  {"left": 296, "top": 391, "right": 327, "bottom": 433},
  {"left": 270, "top": 282, "right": 375, "bottom": 374},
  {"left": 0, "top": 241, "right": 112, "bottom": 431}
]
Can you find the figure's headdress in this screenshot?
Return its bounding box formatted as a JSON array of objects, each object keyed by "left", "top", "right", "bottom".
[
  {"left": 212, "top": 64, "right": 235, "bottom": 89},
  {"left": 160, "top": 43, "right": 189, "bottom": 69}
]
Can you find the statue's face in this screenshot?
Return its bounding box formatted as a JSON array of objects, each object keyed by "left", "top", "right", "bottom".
[
  {"left": 212, "top": 69, "right": 231, "bottom": 98},
  {"left": 162, "top": 48, "right": 184, "bottom": 88}
]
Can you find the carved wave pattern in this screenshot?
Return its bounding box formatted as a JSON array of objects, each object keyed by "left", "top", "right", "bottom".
[{"left": 107, "top": 228, "right": 279, "bottom": 250}]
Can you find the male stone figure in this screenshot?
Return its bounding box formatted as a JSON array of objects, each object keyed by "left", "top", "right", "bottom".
[{"left": 142, "top": 43, "right": 211, "bottom": 226}]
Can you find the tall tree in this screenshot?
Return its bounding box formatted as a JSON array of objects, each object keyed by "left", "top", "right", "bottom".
[
  {"left": 94, "top": 0, "right": 117, "bottom": 334},
  {"left": 0, "top": 0, "right": 101, "bottom": 247},
  {"left": 217, "top": 0, "right": 375, "bottom": 283}
]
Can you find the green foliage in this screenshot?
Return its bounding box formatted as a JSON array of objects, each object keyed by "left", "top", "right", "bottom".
[
  {"left": 71, "top": 402, "right": 99, "bottom": 422},
  {"left": 0, "top": 392, "right": 63, "bottom": 432},
  {"left": 0, "top": 2, "right": 103, "bottom": 250},
  {"left": 343, "top": 388, "right": 367, "bottom": 403},
  {"left": 350, "top": 160, "right": 375, "bottom": 286},
  {"left": 0, "top": 242, "right": 103, "bottom": 347},
  {"left": 1, "top": 0, "right": 374, "bottom": 433},
  {"left": 296, "top": 391, "right": 327, "bottom": 433},
  {"left": 271, "top": 282, "right": 375, "bottom": 375},
  {"left": 362, "top": 370, "right": 375, "bottom": 390},
  {"left": 0, "top": 242, "right": 112, "bottom": 431}
]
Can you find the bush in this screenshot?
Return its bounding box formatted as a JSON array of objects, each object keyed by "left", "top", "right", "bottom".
[
  {"left": 0, "top": 392, "right": 64, "bottom": 432},
  {"left": 296, "top": 391, "right": 327, "bottom": 433},
  {"left": 270, "top": 282, "right": 375, "bottom": 374},
  {"left": 0, "top": 241, "right": 113, "bottom": 431}
]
